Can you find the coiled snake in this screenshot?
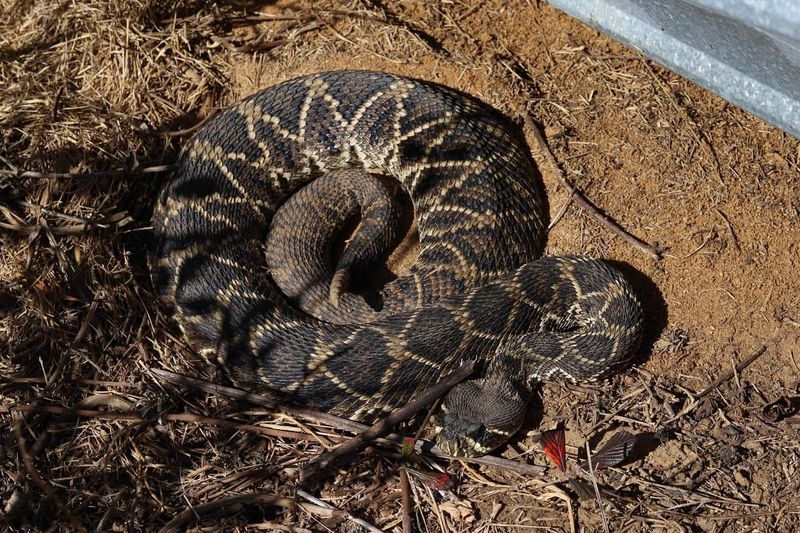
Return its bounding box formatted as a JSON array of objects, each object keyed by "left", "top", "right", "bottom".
[{"left": 152, "top": 71, "right": 643, "bottom": 456}]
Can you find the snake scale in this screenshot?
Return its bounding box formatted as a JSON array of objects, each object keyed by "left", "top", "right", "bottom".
[{"left": 152, "top": 71, "right": 643, "bottom": 456}]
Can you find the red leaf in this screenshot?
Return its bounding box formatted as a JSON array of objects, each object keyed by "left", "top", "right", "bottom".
[
  {"left": 585, "top": 431, "right": 637, "bottom": 470},
  {"left": 540, "top": 421, "right": 567, "bottom": 471},
  {"left": 407, "top": 467, "right": 453, "bottom": 491}
]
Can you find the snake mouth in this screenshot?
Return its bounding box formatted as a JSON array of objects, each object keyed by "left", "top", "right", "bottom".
[
  {"left": 434, "top": 410, "right": 508, "bottom": 458},
  {"left": 435, "top": 432, "right": 495, "bottom": 458}
]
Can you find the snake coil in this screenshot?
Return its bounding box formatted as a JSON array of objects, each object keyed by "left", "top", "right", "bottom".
[{"left": 152, "top": 71, "right": 642, "bottom": 456}]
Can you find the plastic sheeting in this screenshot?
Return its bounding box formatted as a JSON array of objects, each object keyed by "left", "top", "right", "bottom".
[{"left": 550, "top": 0, "right": 800, "bottom": 138}]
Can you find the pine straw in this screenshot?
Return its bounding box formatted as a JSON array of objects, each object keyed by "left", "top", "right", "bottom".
[{"left": 2, "top": 0, "right": 800, "bottom": 531}]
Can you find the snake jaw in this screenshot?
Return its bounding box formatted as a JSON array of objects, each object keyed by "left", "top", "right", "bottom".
[
  {"left": 434, "top": 411, "right": 496, "bottom": 458},
  {"left": 439, "top": 435, "right": 494, "bottom": 458}
]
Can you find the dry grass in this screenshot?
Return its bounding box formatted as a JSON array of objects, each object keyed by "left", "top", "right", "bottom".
[{"left": 2, "top": 0, "right": 800, "bottom": 531}]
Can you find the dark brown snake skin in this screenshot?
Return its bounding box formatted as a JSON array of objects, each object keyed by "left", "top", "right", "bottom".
[{"left": 152, "top": 71, "right": 643, "bottom": 456}]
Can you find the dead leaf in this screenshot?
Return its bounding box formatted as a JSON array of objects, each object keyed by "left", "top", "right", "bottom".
[{"left": 439, "top": 498, "right": 476, "bottom": 524}]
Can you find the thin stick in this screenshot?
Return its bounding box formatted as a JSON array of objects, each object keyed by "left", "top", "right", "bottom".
[
  {"left": 548, "top": 192, "right": 575, "bottom": 231},
  {"left": 641, "top": 61, "right": 725, "bottom": 188},
  {"left": 245, "top": 13, "right": 314, "bottom": 22},
  {"left": 1, "top": 165, "right": 172, "bottom": 180},
  {"left": 301, "top": 361, "right": 475, "bottom": 480},
  {"left": 6, "top": 405, "right": 142, "bottom": 420},
  {"left": 523, "top": 113, "right": 662, "bottom": 260},
  {"left": 151, "top": 368, "right": 279, "bottom": 408},
  {"left": 412, "top": 396, "right": 443, "bottom": 445},
  {"left": 398, "top": 396, "right": 441, "bottom": 533},
  {"left": 714, "top": 207, "right": 741, "bottom": 252},
  {"left": 399, "top": 467, "right": 413, "bottom": 533},
  {"left": 7, "top": 404, "right": 331, "bottom": 443},
  {"left": 455, "top": 1, "right": 485, "bottom": 22},
  {"left": 315, "top": 14, "right": 402, "bottom": 64},
  {"left": 150, "top": 367, "right": 547, "bottom": 477},
  {"left": 152, "top": 369, "right": 371, "bottom": 434},
  {"left": 626, "top": 472, "right": 761, "bottom": 507},
  {"left": 465, "top": 454, "right": 545, "bottom": 476},
  {"left": 160, "top": 493, "right": 296, "bottom": 533},
  {"left": 584, "top": 442, "right": 611, "bottom": 533},
  {"left": 695, "top": 345, "right": 767, "bottom": 400},
  {"left": 1, "top": 377, "right": 141, "bottom": 388},
  {"left": 666, "top": 345, "right": 767, "bottom": 423},
  {"left": 296, "top": 489, "right": 383, "bottom": 533},
  {"left": 252, "top": 523, "right": 312, "bottom": 533},
  {"left": 13, "top": 420, "right": 87, "bottom": 532}
]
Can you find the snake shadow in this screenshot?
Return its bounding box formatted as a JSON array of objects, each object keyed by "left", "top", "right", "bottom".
[{"left": 606, "top": 259, "right": 668, "bottom": 367}]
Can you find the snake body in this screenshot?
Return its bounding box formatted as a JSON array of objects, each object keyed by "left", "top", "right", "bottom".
[{"left": 152, "top": 71, "right": 643, "bottom": 456}]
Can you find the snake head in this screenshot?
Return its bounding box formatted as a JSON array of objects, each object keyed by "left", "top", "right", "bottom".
[
  {"left": 434, "top": 376, "right": 527, "bottom": 457},
  {"left": 434, "top": 409, "right": 499, "bottom": 458}
]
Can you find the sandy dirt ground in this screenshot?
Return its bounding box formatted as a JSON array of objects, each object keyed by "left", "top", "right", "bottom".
[{"left": 1, "top": 1, "right": 799, "bottom": 531}]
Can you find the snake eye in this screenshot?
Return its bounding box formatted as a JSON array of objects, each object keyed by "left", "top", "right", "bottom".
[
  {"left": 466, "top": 423, "right": 486, "bottom": 440},
  {"left": 442, "top": 412, "right": 457, "bottom": 425}
]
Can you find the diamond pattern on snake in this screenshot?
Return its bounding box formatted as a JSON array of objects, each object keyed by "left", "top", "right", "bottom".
[{"left": 152, "top": 70, "right": 643, "bottom": 456}]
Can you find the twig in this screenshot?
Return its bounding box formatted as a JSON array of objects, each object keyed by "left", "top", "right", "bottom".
[
  {"left": 627, "top": 472, "right": 761, "bottom": 507},
  {"left": 399, "top": 467, "right": 413, "bottom": 533},
  {"left": 253, "top": 523, "right": 312, "bottom": 532},
  {"left": 6, "top": 405, "right": 331, "bottom": 443},
  {"left": 315, "top": 14, "right": 403, "bottom": 63},
  {"left": 534, "top": 485, "right": 578, "bottom": 533},
  {"left": 1, "top": 165, "right": 172, "bottom": 180},
  {"left": 399, "top": 396, "right": 441, "bottom": 532},
  {"left": 714, "top": 207, "right": 741, "bottom": 251},
  {"left": 150, "top": 367, "right": 547, "bottom": 477},
  {"left": 161, "top": 493, "right": 296, "bottom": 532},
  {"left": 523, "top": 113, "right": 662, "bottom": 260},
  {"left": 695, "top": 346, "right": 767, "bottom": 400},
  {"left": 242, "top": 37, "right": 290, "bottom": 52},
  {"left": 246, "top": 13, "right": 314, "bottom": 22},
  {"left": 464, "top": 454, "right": 545, "bottom": 476},
  {"left": 1, "top": 376, "right": 140, "bottom": 388},
  {"left": 152, "top": 368, "right": 382, "bottom": 433},
  {"left": 51, "top": 86, "right": 63, "bottom": 121},
  {"left": 296, "top": 489, "right": 382, "bottom": 533},
  {"left": 301, "top": 361, "right": 475, "bottom": 480},
  {"left": 455, "top": 1, "right": 484, "bottom": 22},
  {"left": 666, "top": 345, "right": 768, "bottom": 423},
  {"left": 706, "top": 508, "right": 800, "bottom": 520},
  {"left": 13, "top": 420, "right": 87, "bottom": 532},
  {"left": 17, "top": 200, "right": 95, "bottom": 226},
  {"left": 584, "top": 442, "right": 610, "bottom": 533},
  {"left": 151, "top": 368, "right": 279, "bottom": 408},
  {"left": 73, "top": 298, "right": 99, "bottom": 344},
  {"left": 6, "top": 405, "right": 141, "bottom": 420},
  {"left": 641, "top": 61, "right": 725, "bottom": 188},
  {"left": 548, "top": 191, "right": 575, "bottom": 230}
]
